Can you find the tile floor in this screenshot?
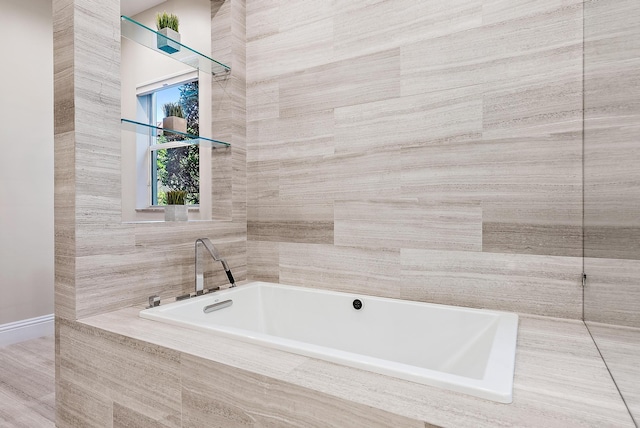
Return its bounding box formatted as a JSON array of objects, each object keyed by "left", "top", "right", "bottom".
[{"left": 0, "top": 336, "right": 55, "bottom": 428}]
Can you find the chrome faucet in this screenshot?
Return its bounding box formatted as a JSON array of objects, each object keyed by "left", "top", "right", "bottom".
[{"left": 195, "top": 238, "right": 236, "bottom": 295}]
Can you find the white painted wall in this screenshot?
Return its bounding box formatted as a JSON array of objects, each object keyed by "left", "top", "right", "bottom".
[
  {"left": 121, "top": 0, "right": 212, "bottom": 221},
  {"left": 0, "top": 0, "right": 54, "bottom": 325}
]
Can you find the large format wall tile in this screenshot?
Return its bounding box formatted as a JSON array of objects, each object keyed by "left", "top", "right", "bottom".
[
  {"left": 181, "top": 353, "right": 424, "bottom": 428},
  {"left": 279, "top": 243, "right": 401, "bottom": 298},
  {"left": 246, "top": 0, "right": 587, "bottom": 317},
  {"left": 56, "top": 377, "right": 112, "bottom": 428},
  {"left": 482, "top": 79, "right": 582, "bottom": 140},
  {"left": 584, "top": 72, "right": 640, "bottom": 259},
  {"left": 248, "top": 109, "right": 334, "bottom": 162},
  {"left": 248, "top": 201, "right": 334, "bottom": 244},
  {"left": 333, "top": 0, "right": 482, "bottom": 60},
  {"left": 59, "top": 321, "right": 182, "bottom": 427},
  {"left": 113, "top": 402, "right": 175, "bottom": 428},
  {"left": 401, "top": 136, "right": 582, "bottom": 257},
  {"left": 481, "top": 0, "right": 583, "bottom": 87},
  {"left": 400, "top": 26, "right": 487, "bottom": 96},
  {"left": 483, "top": 0, "right": 582, "bottom": 25},
  {"left": 482, "top": 221, "right": 582, "bottom": 257},
  {"left": 247, "top": 240, "right": 279, "bottom": 282},
  {"left": 278, "top": 150, "right": 403, "bottom": 202},
  {"left": 335, "top": 86, "right": 483, "bottom": 151},
  {"left": 246, "top": 159, "right": 279, "bottom": 201},
  {"left": 246, "top": 79, "right": 279, "bottom": 121},
  {"left": 401, "top": 249, "right": 582, "bottom": 318},
  {"left": 584, "top": 258, "right": 640, "bottom": 328},
  {"left": 278, "top": 49, "right": 401, "bottom": 118},
  {"left": 247, "top": 17, "right": 333, "bottom": 82},
  {"left": 400, "top": 138, "right": 581, "bottom": 198},
  {"left": 335, "top": 199, "right": 482, "bottom": 252},
  {"left": 245, "top": 0, "right": 278, "bottom": 42},
  {"left": 584, "top": 223, "right": 640, "bottom": 260},
  {"left": 583, "top": 0, "right": 640, "bottom": 259}
]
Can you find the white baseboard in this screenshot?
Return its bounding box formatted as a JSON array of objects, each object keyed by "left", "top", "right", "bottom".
[{"left": 0, "top": 314, "right": 54, "bottom": 347}]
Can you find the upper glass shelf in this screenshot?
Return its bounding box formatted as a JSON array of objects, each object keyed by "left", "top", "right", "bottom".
[
  {"left": 121, "top": 119, "right": 230, "bottom": 148},
  {"left": 120, "top": 15, "right": 231, "bottom": 76}
]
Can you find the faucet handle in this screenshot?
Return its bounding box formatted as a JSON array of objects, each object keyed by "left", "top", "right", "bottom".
[
  {"left": 225, "top": 269, "right": 236, "bottom": 287},
  {"left": 147, "top": 295, "right": 160, "bottom": 308}
]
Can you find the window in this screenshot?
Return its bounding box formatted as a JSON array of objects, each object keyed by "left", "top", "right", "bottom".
[{"left": 137, "top": 77, "right": 200, "bottom": 206}]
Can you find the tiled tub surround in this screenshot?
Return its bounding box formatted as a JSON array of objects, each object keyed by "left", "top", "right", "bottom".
[
  {"left": 246, "top": 0, "right": 586, "bottom": 320},
  {"left": 56, "top": 308, "right": 635, "bottom": 427},
  {"left": 140, "top": 282, "right": 519, "bottom": 403}
]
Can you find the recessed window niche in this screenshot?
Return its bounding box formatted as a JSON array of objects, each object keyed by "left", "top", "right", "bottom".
[{"left": 120, "top": 0, "right": 231, "bottom": 222}]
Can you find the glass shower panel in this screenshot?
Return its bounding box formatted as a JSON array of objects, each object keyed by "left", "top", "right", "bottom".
[{"left": 583, "top": 0, "right": 640, "bottom": 423}]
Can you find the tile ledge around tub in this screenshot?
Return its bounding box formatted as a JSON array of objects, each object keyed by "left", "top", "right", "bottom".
[{"left": 75, "top": 308, "right": 635, "bottom": 428}]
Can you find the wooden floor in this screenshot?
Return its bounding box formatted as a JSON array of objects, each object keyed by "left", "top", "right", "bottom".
[{"left": 0, "top": 336, "right": 55, "bottom": 428}]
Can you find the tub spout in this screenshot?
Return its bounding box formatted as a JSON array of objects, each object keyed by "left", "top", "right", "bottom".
[{"left": 195, "top": 238, "right": 236, "bottom": 295}]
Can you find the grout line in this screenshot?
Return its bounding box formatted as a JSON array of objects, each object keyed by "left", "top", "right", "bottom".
[{"left": 583, "top": 321, "right": 638, "bottom": 428}]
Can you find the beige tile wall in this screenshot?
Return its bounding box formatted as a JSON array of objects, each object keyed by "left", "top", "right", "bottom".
[
  {"left": 246, "top": 0, "right": 585, "bottom": 318},
  {"left": 51, "top": 0, "right": 638, "bottom": 327},
  {"left": 53, "top": 0, "right": 247, "bottom": 321},
  {"left": 583, "top": 0, "right": 640, "bottom": 328},
  {"left": 53, "top": 0, "right": 249, "bottom": 424}
]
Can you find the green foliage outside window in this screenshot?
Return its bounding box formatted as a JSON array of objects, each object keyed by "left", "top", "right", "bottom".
[
  {"left": 156, "top": 81, "right": 200, "bottom": 204},
  {"left": 162, "top": 102, "right": 184, "bottom": 118}
]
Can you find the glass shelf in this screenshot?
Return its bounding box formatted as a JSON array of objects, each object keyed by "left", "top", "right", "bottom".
[
  {"left": 121, "top": 119, "right": 230, "bottom": 148},
  {"left": 121, "top": 15, "right": 231, "bottom": 76}
]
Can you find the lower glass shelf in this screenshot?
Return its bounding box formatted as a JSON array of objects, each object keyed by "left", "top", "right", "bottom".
[{"left": 121, "top": 118, "right": 230, "bottom": 148}]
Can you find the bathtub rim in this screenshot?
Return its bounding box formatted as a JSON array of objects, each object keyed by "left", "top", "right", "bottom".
[{"left": 140, "top": 281, "right": 518, "bottom": 403}]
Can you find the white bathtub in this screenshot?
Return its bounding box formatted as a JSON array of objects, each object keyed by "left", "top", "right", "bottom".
[{"left": 140, "top": 281, "right": 518, "bottom": 403}]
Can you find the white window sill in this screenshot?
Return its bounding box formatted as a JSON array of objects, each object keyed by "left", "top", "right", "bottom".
[{"left": 135, "top": 206, "right": 200, "bottom": 213}]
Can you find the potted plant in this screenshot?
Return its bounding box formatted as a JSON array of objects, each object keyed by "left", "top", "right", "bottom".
[
  {"left": 162, "top": 102, "right": 187, "bottom": 135},
  {"left": 165, "top": 190, "right": 188, "bottom": 221},
  {"left": 156, "top": 12, "right": 180, "bottom": 54}
]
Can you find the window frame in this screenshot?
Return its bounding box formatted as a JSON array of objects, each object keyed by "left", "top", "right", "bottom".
[{"left": 135, "top": 70, "right": 200, "bottom": 208}]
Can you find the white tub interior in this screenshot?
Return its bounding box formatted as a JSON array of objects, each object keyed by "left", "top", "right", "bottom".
[{"left": 140, "top": 281, "right": 518, "bottom": 403}]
